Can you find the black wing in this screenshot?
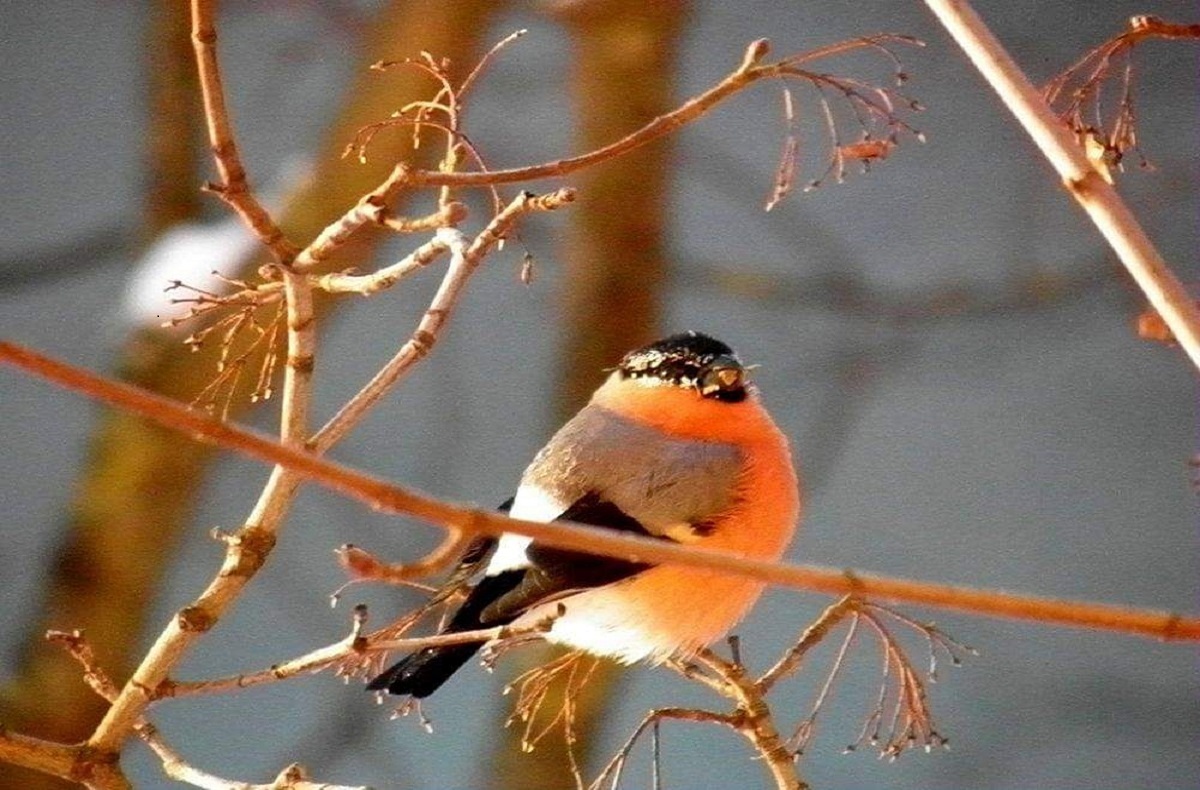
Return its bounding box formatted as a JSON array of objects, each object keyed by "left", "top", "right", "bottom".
[
  {"left": 478, "top": 493, "right": 656, "bottom": 622},
  {"left": 422, "top": 496, "right": 512, "bottom": 608},
  {"left": 367, "top": 494, "right": 660, "bottom": 697}
]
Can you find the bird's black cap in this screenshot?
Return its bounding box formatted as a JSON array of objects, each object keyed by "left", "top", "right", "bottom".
[{"left": 617, "top": 331, "right": 748, "bottom": 402}]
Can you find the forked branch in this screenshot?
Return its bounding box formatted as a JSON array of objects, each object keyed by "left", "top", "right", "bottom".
[
  {"left": 1044, "top": 15, "right": 1200, "bottom": 173},
  {"left": 45, "top": 630, "right": 363, "bottom": 790}
]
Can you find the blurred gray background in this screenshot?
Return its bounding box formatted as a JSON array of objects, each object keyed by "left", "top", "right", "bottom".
[{"left": 1, "top": 1, "right": 1197, "bottom": 789}]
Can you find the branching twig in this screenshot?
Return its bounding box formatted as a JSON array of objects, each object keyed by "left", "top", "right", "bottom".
[
  {"left": 503, "top": 651, "right": 599, "bottom": 772},
  {"left": 310, "top": 188, "right": 576, "bottom": 452},
  {"left": 154, "top": 617, "right": 534, "bottom": 700},
  {"left": 1044, "top": 15, "right": 1200, "bottom": 172},
  {"left": 627, "top": 600, "right": 966, "bottom": 785},
  {"left": 171, "top": 30, "right": 922, "bottom": 416},
  {"left": 47, "top": 630, "right": 363, "bottom": 790},
  {"left": 385, "top": 35, "right": 923, "bottom": 190},
  {"left": 290, "top": 163, "right": 416, "bottom": 273},
  {"left": 688, "top": 648, "right": 807, "bottom": 790},
  {"left": 760, "top": 595, "right": 858, "bottom": 692},
  {"left": 590, "top": 707, "right": 739, "bottom": 790}
]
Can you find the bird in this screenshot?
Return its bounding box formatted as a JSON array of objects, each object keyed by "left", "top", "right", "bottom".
[{"left": 367, "top": 331, "right": 800, "bottom": 698}]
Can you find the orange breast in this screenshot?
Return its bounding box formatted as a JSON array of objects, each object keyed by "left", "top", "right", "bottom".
[{"left": 522, "top": 376, "right": 802, "bottom": 663}]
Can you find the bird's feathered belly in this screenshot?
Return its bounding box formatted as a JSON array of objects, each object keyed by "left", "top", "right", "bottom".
[
  {"left": 528, "top": 568, "right": 769, "bottom": 663},
  {"left": 515, "top": 443, "right": 799, "bottom": 664}
]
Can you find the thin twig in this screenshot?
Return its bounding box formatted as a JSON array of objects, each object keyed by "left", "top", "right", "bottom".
[
  {"left": 759, "top": 595, "right": 858, "bottom": 692},
  {"left": 4, "top": 338, "right": 1200, "bottom": 643},
  {"left": 47, "top": 631, "right": 364, "bottom": 790},
  {"left": 390, "top": 35, "right": 922, "bottom": 190},
  {"left": 923, "top": 0, "right": 1200, "bottom": 369},
  {"left": 334, "top": 531, "right": 471, "bottom": 587},
  {"left": 147, "top": 742, "right": 368, "bottom": 790},
  {"left": 788, "top": 613, "right": 861, "bottom": 754},
  {"left": 313, "top": 236, "right": 450, "bottom": 296},
  {"left": 590, "top": 708, "right": 737, "bottom": 790},
  {"left": 189, "top": 0, "right": 297, "bottom": 262},
  {"left": 156, "top": 623, "right": 514, "bottom": 700},
  {"left": 310, "top": 188, "right": 576, "bottom": 452},
  {"left": 1044, "top": 15, "right": 1200, "bottom": 170},
  {"left": 291, "top": 164, "right": 415, "bottom": 273}
]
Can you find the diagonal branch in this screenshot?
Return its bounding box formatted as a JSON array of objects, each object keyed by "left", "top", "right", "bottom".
[
  {"left": 46, "top": 631, "right": 363, "bottom": 790},
  {"left": 310, "top": 188, "right": 576, "bottom": 452},
  {"left": 759, "top": 595, "right": 859, "bottom": 692},
  {"left": 190, "top": 0, "right": 298, "bottom": 262},
  {"left": 393, "top": 35, "right": 921, "bottom": 190},
  {"left": 688, "top": 648, "right": 806, "bottom": 790},
  {"left": 922, "top": 0, "right": 1200, "bottom": 370},
  {"left": 4, "top": 339, "right": 1198, "bottom": 644}
]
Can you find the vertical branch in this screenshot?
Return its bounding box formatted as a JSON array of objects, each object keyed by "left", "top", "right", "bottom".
[
  {"left": 278, "top": 270, "right": 314, "bottom": 443},
  {"left": 85, "top": 0, "right": 318, "bottom": 755},
  {"left": 922, "top": 0, "right": 1200, "bottom": 370},
  {"left": 691, "top": 650, "right": 807, "bottom": 790}
]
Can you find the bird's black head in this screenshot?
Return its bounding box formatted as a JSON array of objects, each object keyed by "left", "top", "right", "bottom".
[{"left": 617, "top": 331, "right": 749, "bottom": 403}]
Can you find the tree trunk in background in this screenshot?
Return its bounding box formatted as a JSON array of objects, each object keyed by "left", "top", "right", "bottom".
[
  {"left": 0, "top": 3, "right": 503, "bottom": 787},
  {"left": 143, "top": 0, "right": 202, "bottom": 240},
  {"left": 489, "top": 2, "right": 687, "bottom": 787}
]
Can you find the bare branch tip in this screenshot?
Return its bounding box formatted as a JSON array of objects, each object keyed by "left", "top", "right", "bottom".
[
  {"left": 740, "top": 39, "right": 772, "bottom": 72},
  {"left": 1129, "top": 15, "right": 1159, "bottom": 33}
]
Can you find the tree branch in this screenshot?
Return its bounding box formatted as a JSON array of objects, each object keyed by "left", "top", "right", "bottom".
[
  {"left": 759, "top": 595, "right": 858, "bottom": 693},
  {"left": 4, "top": 339, "right": 1198, "bottom": 644},
  {"left": 154, "top": 620, "right": 525, "bottom": 700},
  {"left": 46, "top": 630, "right": 362, "bottom": 790},
  {"left": 0, "top": 729, "right": 124, "bottom": 790},
  {"left": 190, "top": 0, "right": 298, "bottom": 262},
  {"left": 386, "top": 35, "right": 920, "bottom": 190},
  {"left": 922, "top": 0, "right": 1200, "bottom": 370},
  {"left": 85, "top": 0, "right": 321, "bottom": 755},
  {"left": 309, "top": 188, "right": 575, "bottom": 452},
  {"left": 689, "top": 648, "right": 807, "bottom": 790}
]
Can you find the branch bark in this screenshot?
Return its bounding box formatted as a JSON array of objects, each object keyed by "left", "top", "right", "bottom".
[
  {"left": 4, "top": 340, "right": 1197, "bottom": 644},
  {"left": 0, "top": 4, "right": 504, "bottom": 779},
  {"left": 923, "top": 0, "right": 1200, "bottom": 370}
]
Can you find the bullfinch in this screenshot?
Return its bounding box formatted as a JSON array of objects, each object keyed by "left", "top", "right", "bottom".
[{"left": 367, "top": 331, "right": 800, "bottom": 698}]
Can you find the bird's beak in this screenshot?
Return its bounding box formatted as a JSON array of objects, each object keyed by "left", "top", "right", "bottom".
[{"left": 699, "top": 355, "right": 746, "bottom": 396}]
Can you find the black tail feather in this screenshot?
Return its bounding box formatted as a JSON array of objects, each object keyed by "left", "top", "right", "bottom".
[
  {"left": 367, "top": 569, "right": 525, "bottom": 698},
  {"left": 366, "top": 642, "right": 482, "bottom": 697}
]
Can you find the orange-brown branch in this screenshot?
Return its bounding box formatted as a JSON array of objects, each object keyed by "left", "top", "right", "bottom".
[{"left": 4, "top": 339, "right": 1198, "bottom": 643}]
